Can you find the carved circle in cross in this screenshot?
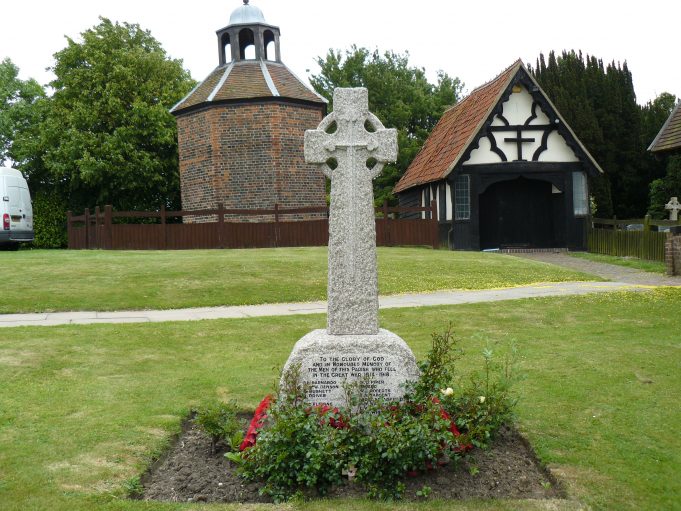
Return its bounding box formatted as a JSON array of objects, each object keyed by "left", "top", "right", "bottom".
[{"left": 315, "top": 111, "right": 390, "bottom": 180}]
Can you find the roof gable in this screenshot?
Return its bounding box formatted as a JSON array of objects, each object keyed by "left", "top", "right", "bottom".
[
  {"left": 394, "top": 61, "right": 603, "bottom": 193},
  {"left": 649, "top": 101, "right": 681, "bottom": 153}
]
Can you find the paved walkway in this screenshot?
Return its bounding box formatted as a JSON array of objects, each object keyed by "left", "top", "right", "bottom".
[
  {"left": 0, "top": 281, "right": 647, "bottom": 328},
  {"left": 512, "top": 251, "right": 680, "bottom": 286}
]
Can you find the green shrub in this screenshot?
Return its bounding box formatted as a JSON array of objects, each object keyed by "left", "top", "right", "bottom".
[
  {"left": 348, "top": 398, "right": 453, "bottom": 499},
  {"left": 237, "top": 403, "right": 348, "bottom": 501},
  {"left": 411, "top": 324, "right": 462, "bottom": 401},
  {"left": 237, "top": 393, "right": 454, "bottom": 501},
  {"left": 31, "top": 191, "right": 67, "bottom": 248},
  {"left": 195, "top": 401, "right": 242, "bottom": 454},
  {"left": 439, "top": 340, "right": 519, "bottom": 449}
]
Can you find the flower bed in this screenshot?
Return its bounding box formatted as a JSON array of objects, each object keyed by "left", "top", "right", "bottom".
[
  {"left": 141, "top": 419, "right": 563, "bottom": 503},
  {"left": 224, "top": 326, "right": 518, "bottom": 501}
]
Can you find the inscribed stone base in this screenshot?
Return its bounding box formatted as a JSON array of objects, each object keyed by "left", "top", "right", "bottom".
[{"left": 281, "top": 329, "right": 420, "bottom": 407}]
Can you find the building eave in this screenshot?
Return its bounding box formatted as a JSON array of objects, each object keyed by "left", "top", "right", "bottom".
[{"left": 171, "top": 95, "right": 327, "bottom": 117}]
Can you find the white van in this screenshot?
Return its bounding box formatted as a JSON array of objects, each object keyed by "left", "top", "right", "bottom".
[{"left": 0, "top": 167, "right": 34, "bottom": 250}]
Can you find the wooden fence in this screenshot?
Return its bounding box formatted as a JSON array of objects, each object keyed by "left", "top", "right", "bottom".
[
  {"left": 67, "top": 201, "right": 440, "bottom": 250},
  {"left": 587, "top": 216, "right": 681, "bottom": 262}
]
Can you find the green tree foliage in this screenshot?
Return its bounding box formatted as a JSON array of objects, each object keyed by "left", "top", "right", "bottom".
[
  {"left": 310, "top": 47, "right": 463, "bottom": 205},
  {"left": 531, "top": 51, "right": 650, "bottom": 218},
  {"left": 649, "top": 156, "right": 681, "bottom": 219},
  {"left": 0, "top": 58, "right": 45, "bottom": 165},
  {"left": 12, "top": 18, "right": 196, "bottom": 213}
]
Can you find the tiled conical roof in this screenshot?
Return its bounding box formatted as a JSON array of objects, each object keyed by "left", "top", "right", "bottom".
[{"left": 171, "top": 61, "right": 327, "bottom": 115}]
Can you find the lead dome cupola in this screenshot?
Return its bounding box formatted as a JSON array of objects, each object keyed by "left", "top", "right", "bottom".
[{"left": 228, "top": 0, "right": 266, "bottom": 25}]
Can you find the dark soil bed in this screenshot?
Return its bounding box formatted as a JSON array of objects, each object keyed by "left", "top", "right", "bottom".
[{"left": 140, "top": 417, "right": 565, "bottom": 503}]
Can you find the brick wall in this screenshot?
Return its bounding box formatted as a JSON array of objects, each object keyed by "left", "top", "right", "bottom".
[
  {"left": 177, "top": 101, "right": 326, "bottom": 223},
  {"left": 665, "top": 233, "right": 681, "bottom": 276}
]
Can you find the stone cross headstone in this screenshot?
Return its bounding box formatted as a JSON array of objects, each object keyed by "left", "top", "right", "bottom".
[
  {"left": 304, "top": 88, "right": 397, "bottom": 335},
  {"left": 666, "top": 197, "right": 681, "bottom": 221},
  {"left": 282, "top": 88, "right": 419, "bottom": 407}
]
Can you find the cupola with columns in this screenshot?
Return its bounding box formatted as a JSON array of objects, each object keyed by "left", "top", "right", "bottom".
[{"left": 216, "top": 0, "right": 281, "bottom": 64}]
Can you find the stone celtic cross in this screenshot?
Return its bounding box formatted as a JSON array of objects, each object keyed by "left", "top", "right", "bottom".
[
  {"left": 666, "top": 197, "right": 680, "bottom": 221},
  {"left": 305, "top": 88, "right": 397, "bottom": 335}
]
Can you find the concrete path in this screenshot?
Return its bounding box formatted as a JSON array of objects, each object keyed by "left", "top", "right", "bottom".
[
  {"left": 512, "top": 251, "right": 680, "bottom": 286},
  {"left": 0, "top": 281, "right": 647, "bottom": 328}
]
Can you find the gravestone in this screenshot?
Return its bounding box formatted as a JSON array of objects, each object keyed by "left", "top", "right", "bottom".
[
  {"left": 281, "top": 88, "right": 419, "bottom": 406},
  {"left": 665, "top": 197, "right": 680, "bottom": 221}
]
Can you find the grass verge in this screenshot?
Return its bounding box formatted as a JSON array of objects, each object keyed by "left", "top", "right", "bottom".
[
  {"left": 0, "top": 247, "right": 597, "bottom": 313},
  {"left": 1, "top": 289, "right": 679, "bottom": 510},
  {"left": 570, "top": 251, "right": 666, "bottom": 274}
]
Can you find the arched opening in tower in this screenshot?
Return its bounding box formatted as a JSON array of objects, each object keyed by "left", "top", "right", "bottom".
[
  {"left": 264, "top": 30, "right": 275, "bottom": 61},
  {"left": 221, "top": 33, "right": 232, "bottom": 63},
  {"left": 239, "top": 28, "right": 256, "bottom": 59}
]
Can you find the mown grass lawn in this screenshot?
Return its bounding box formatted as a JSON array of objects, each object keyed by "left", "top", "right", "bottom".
[
  {"left": 1, "top": 289, "right": 679, "bottom": 511},
  {"left": 570, "top": 252, "right": 667, "bottom": 274},
  {"left": 0, "top": 248, "right": 597, "bottom": 313}
]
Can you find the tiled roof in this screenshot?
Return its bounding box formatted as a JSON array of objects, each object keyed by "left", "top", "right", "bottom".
[
  {"left": 394, "top": 61, "right": 521, "bottom": 193},
  {"left": 171, "top": 60, "right": 326, "bottom": 114},
  {"left": 173, "top": 67, "right": 224, "bottom": 111},
  {"left": 267, "top": 63, "right": 323, "bottom": 103},
  {"left": 649, "top": 101, "right": 681, "bottom": 153},
  {"left": 213, "top": 62, "right": 271, "bottom": 101}
]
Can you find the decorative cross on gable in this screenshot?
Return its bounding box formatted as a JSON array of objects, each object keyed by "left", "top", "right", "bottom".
[
  {"left": 504, "top": 127, "right": 536, "bottom": 161},
  {"left": 486, "top": 101, "right": 556, "bottom": 162},
  {"left": 305, "top": 88, "right": 397, "bottom": 335}
]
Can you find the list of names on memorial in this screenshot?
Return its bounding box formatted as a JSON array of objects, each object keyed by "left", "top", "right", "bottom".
[{"left": 305, "top": 354, "right": 403, "bottom": 405}]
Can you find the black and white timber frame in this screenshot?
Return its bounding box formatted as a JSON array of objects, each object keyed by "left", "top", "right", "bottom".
[{"left": 397, "top": 65, "right": 603, "bottom": 251}]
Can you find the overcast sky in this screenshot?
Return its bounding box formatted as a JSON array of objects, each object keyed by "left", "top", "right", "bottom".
[{"left": 3, "top": 0, "right": 679, "bottom": 105}]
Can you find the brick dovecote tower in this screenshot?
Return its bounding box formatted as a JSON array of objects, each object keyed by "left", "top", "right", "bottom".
[{"left": 171, "top": 0, "right": 328, "bottom": 221}]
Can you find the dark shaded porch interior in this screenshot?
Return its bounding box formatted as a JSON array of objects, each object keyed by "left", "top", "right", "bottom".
[{"left": 479, "top": 177, "right": 564, "bottom": 249}]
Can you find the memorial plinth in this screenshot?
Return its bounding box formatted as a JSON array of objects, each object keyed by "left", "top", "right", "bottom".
[
  {"left": 283, "top": 329, "right": 419, "bottom": 405},
  {"left": 281, "top": 88, "right": 419, "bottom": 407}
]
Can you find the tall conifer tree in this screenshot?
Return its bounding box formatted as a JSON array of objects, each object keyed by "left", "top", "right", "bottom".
[{"left": 530, "top": 50, "right": 649, "bottom": 218}]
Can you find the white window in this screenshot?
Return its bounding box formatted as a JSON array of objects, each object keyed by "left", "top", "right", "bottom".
[
  {"left": 446, "top": 182, "right": 452, "bottom": 221},
  {"left": 572, "top": 172, "right": 588, "bottom": 216},
  {"left": 454, "top": 174, "right": 470, "bottom": 220}
]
